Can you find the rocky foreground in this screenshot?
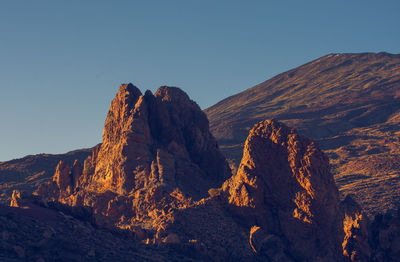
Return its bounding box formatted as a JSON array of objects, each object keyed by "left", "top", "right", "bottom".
[{"left": 2, "top": 84, "right": 400, "bottom": 261}]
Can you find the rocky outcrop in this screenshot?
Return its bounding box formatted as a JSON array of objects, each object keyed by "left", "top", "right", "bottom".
[
  {"left": 10, "top": 190, "right": 25, "bottom": 207},
  {"left": 35, "top": 83, "right": 230, "bottom": 232},
  {"left": 36, "top": 160, "right": 81, "bottom": 202},
  {"left": 341, "top": 195, "right": 371, "bottom": 261},
  {"left": 86, "top": 84, "right": 230, "bottom": 198},
  {"left": 53, "top": 160, "right": 72, "bottom": 195},
  {"left": 223, "top": 119, "right": 343, "bottom": 261}
]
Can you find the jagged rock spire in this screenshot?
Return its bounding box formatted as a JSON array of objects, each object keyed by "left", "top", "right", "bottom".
[
  {"left": 55, "top": 83, "right": 230, "bottom": 199},
  {"left": 224, "top": 119, "right": 343, "bottom": 260}
]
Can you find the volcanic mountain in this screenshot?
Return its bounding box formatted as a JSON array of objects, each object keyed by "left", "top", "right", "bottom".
[{"left": 205, "top": 52, "right": 400, "bottom": 215}]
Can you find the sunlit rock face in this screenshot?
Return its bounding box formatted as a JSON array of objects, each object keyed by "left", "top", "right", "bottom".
[
  {"left": 341, "top": 195, "right": 371, "bottom": 261},
  {"left": 224, "top": 119, "right": 344, "bottom": 261},
  {"left": 36, "top": 83, "right": 231, "bottom": 227},
  {"left": 90, "top": 84, "right": 230, "bottom": 197},
  {"left": 41, "top": 84, "right": 230, "bottom": 199}
]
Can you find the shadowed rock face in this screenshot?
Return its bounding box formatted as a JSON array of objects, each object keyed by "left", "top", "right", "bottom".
[
  {"left": 369, "top": 209, "right": 400, "bottom": 261},
  {"left": 223, "top": 119, "right": 344, "bottom": 261}
]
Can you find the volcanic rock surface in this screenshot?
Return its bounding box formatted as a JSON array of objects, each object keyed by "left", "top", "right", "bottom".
[{"left": 205, "top": 52, "right": 400, "bottom": 215}]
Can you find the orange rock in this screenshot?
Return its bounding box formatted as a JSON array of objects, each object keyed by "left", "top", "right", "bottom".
[
  {"left": 341, "top": 195, "right": 371, "bottom": 261},
  {"left": 224, "top": 119, "right": 343, "bottom": 260},
  {"left": 83, "top": 84, "right": 230, "bottom": 198},
  {"left": 10, "top": 190, "right": 23, "bottom": 207},
  {"left": 52, "top": 160, "right": 72, "bottom": 195},
  {"left": 36, "top": 83, "right": 230, "bottom": 233}
]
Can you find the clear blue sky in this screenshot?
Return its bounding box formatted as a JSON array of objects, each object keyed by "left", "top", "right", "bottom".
[{"left": 1, "top": 1, "right": 399, "bottom": 161}]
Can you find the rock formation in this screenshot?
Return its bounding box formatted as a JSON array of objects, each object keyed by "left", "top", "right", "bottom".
[
  {"left": 36, "top": 83, "right": 230, "bottom": 230},
  {"left": 32, "top": 83, "right": 397, "bottom": 261},
  {"left": 88, "top": 84, "right": 229, "bottom": 198},
  {"left": 10, "top": 190, "right": 25, "bottom": 207},
  {"left": 341, "top": 195, "right": 371, "bottom": 261},
  {"left": 223, "top": 119, "right": 344, "bottom": 261}
]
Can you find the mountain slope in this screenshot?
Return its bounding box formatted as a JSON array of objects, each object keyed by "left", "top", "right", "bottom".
[{"left": 205, "top": 52, "right": 400, "bottom": 215}]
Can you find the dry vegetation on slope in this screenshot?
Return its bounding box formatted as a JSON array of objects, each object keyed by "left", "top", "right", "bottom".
[{"left": 205, "top": 52, "right": 400, "bottom": 215}]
